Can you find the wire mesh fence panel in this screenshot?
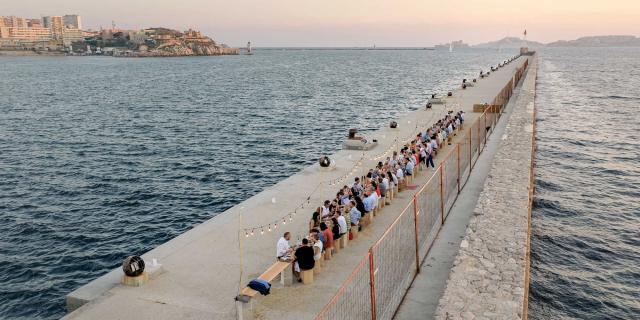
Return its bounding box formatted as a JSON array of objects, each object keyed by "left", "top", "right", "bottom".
[
  {"left": 487, "top": 108, "right": 496, "bottom": 134},
  {"left": 471, "top": 121, "right": 480, "bottom": 167},
  {"left": 315, "top": 254, "right": 373, "bottom": 320},
  {"left": 458, "top": 132, "right": 471, "bottom": 189},
  {"left": 372, "top": 204, "right": 418, "bottom": 320},
  {"left": 416, "top": 171, "right": 442, "bottom": 259},
  {"left": 442, "top": 151, "right": 458, "bottom": 218},
  {"left": 479, "top": 112, "right": 487, "bottom": 153}
]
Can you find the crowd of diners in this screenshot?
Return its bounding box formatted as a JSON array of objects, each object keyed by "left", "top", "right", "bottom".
[{"left": 276, "top": 110, "right": 466, "bottom": 283}]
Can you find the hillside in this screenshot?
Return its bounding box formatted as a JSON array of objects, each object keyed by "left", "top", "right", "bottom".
[
  {"left": 473, "top": 37, "right": 545, "bottom": 49},
  {"left": 547, "top": 35, "right": 640, "bottom": 47}
]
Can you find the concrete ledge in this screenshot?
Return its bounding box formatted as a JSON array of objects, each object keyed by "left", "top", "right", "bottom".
[{"left": 435, "top": 56, "right": 537, "bottom": 320}]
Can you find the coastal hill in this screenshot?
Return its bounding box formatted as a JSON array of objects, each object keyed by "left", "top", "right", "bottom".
[
  {"left": 473, "top": 35, "right": 640, "bottom": 48},
  {"left": 73, "top": 27, "right": 238, "bottom": 56},
  {"left": 124, "top": 28, "right": 238, "bottom": 57},
  {"left": 473, "top": 37, "right": 545, "bottom": 49},
  {"left": 546, "top": 35, "right": 640, "bottom": 47}
]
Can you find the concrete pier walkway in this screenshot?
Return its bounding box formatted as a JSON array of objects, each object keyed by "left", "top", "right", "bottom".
[
  {"left": 394, "top": 56, "right": 534, "bottom": 320},
  {"left": 64, "top": 56, "right": 528, "bottom": 320}
]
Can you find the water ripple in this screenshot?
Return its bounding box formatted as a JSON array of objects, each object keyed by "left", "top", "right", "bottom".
[{"left": 529, "top": 47, "right": 640, "bottom": 320}]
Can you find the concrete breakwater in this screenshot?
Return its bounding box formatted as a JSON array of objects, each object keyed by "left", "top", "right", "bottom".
[
  {"left": 435, "top": 56, "right": 537, "bottom": 319},
  {"left": 64, "top": 55, "right": 529, "bottom": 320}
]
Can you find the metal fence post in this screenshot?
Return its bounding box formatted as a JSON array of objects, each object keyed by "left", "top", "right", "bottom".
[
  {"left": 413, "top": 196, "right": 420, "bottom": 273},
  {"left": 368, "top": 250, "right": 377, "bottom": 320},
  {"left": 457, "top": 144, "right": 461, "bottom": 193},
  {"left": 469, "top": 128, "right": 472, "bottom": 169},
  {"left": 439, "top": 165, "right": 445, "bottom": 224},
  {"left": 483, "top": 111, "right": 487, "bottom": 147}
]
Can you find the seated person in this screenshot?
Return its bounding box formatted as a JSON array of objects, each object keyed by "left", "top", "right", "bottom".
[
  {"left": 311, "top": 234, "right": 323, "bottom": 262},
  {"left": 320, "top": 222, "right": 334, "bottom": 252},
  {"left": 405, "top": 158, "right": 414, "bottom": 176},
  {"left": 331, "top": 218, "right": 341, "bottom": 240},
  {"left": 293, "top": 238, "right": 315, "bottom": 282},
  {"left": 348, "top": 201, "right": 361, "bottom": 228},
  {"left": 276, "top": 232, "right": 292, "bottom": 260}
]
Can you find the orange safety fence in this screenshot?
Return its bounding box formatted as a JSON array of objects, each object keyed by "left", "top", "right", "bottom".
[
  {"left": 458, "top": 132, "right": 471, "bottom": 190},
  {"left": 314, "top": 57, "right": 529, "bottom": 320},
  {"left": 416, "top": 171, "right": 443, "bottom": 259},
  {"left": 315, "top": 253, "right": 373, "bottom": 320},
  {"left": 471, "top": 120, "right": 480, "bottom": 167},
  {"left": 371, "top": 202, "right": 418, "bottom": 320},
  {"left": 442, "top": 147, "right": 459, "bottom": 218}
]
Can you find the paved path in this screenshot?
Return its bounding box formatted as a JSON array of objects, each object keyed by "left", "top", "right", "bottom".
[
  {"left": 394, "top": 56, "right": 531, "bottom": 320},
  {"left": 64, "top": 56, "right": 527, "bottom": 320}
]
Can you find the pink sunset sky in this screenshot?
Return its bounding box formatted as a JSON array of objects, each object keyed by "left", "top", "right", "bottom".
[{"left": 3, "top": 0, "right": 639, "bottom": 46}]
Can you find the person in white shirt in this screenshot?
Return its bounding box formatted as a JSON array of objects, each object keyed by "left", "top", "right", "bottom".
[
  {"left": 336, "top": 212, "right": 348, "bottom": 237},
  {"left": 405, "top": 158, "right": 415, "bottom": 176},
  {"left": 396, "top": 165, "right": 404, "bottom": 181},
  {"left": 276, "top": 232, "right": 292, "bottom": 260},
  {"left": 366, "top": 188, "right": 378, "bottom": 212},
  {"left": 311, "top": 233, "right": 323, "bottom": 261},
  {"left": 321, "top": 200, "right": 331, "bottom": 218}
]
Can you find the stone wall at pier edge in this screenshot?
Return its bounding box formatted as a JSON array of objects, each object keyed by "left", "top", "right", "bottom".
[{"left": 435, "top": 55, "right": 537, "bottom": 320}]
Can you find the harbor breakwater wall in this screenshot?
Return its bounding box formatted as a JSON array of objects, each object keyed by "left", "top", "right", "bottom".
[
  {"left": 435, "top": 56, "right": 537, "bottom": 320},
  {"left": 63, "top": 55, "right": 531, "bottom": 320}
]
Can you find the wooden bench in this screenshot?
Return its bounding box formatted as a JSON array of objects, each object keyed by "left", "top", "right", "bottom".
[
  {"left": 338, "top": 234, "right": 348, "bottom": 249},
  {"left": 301, "top": 268, "right": 313, "bottom": 284},
  {"left": 314, "top": 250, "right": 323, "bottom": 275},
  {"left": 239, "top": 260, "right": 292, "bottom": 298},
  {"left": 236, "top": 260, "right": 292, "bottom": 320}
]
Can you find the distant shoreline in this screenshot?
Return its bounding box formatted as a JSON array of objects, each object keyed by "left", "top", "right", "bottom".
[
  {"left": 0, "top": 50, "right": 65, "bottom": 56},
  {"left": 254, "top": 47, "right": 435, "bottom": 50}
]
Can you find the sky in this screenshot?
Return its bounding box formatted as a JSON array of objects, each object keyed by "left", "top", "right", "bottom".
[{"left": 3, "top": 0, "right": 640, "bottom": 47}]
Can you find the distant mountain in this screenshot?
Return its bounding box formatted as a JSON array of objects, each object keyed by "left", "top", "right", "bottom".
[
  {"left": 473, "top": 37, "right": 545, "bottom": 49},
  {"left": 546, "top": 35, "right": 640, "bottom": 47}
]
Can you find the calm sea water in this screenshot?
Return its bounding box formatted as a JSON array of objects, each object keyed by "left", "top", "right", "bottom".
[
  {"left": 529, "top": 47, "right": 640, "bottom": 319},
  {"left": 0, "top": 48, "right": 517, "bottom": 319}
]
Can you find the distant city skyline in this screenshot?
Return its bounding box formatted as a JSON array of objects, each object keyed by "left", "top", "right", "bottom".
[{"left": 3, "top": 0, "right": 639, "bottom": 47}]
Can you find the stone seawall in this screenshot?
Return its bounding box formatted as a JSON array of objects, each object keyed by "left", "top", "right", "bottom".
[{"left": 435, "top": 55, "right": 537, "bottom": 320}]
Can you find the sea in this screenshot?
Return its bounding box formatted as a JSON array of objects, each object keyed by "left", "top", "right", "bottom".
[
  {"left": 0, "top": 47, "right": 637, "bottom": 320},
  {"left": 529, "top": 47, "right": 640, "bottom": 319},
  {"left": 0, "top": 48, "right": 516, "bottom": 319}
]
